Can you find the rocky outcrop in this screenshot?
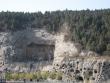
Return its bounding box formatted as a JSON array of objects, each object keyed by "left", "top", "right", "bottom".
[
  {"left": 52, "top": 32, "right": 110, "bottom": 83},
  {"left": 0, "top": 29, "right": 55, "bottom": 63},
  {"left": 79, "top": 50, "right": 99, "bottom": 57},
  {"left": 0, "top": 29, "right": 55, "bottom": 75},
  {"left": 0, "top": 28, "right": 110, "bottom": 83},
  {"left": 53, "top": 33, "right": 81, "bottom": 64},
  {"left": 53, "top": 57, "right": 110, "bottom": 83}
]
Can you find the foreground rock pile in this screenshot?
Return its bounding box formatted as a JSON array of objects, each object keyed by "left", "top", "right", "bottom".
[{"left": 53, "top": 57, "right": 110, "bottom": 83}]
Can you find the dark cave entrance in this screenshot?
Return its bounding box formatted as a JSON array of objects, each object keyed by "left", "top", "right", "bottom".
[
  {"left": 24, "top": 42, "right": 55, "bottom": 62},
  {"left": 75, "top": 76, "right": 83, "bottom": 82}
]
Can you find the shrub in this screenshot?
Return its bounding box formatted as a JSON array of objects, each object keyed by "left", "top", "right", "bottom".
[
  {"left": 5, "top": 72, "right": 13, "bottom": 80},
  {"left": 49, "top": 71, "right": 56, "bottom": 79},
  {"left": 33, "top": 73, "right": 37, "bottom": 80},
  {"left": 11, "top": 73, "right": 19, "bottom": 80},
  {"left": 19, "top": 73, "right": 25, "bottom": 79},
  {"left": 25, "top": 73, "right": 33, "bottom": 79},
  {"left": 56, "top": 72, "right": 63, "bottom": 80},
  {"left": 35, "top": 71, "right": 42, "bottom": 80},
  {"left": 41, "top": 71, "right": 49, "bottom": 80}
]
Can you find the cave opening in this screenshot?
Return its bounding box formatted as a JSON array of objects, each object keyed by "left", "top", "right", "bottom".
[
  {"left": 76, "top": 76, "right": 83, "bottom": 81},
  {"left": 12, "top": 42, "right": 55, "bottom": 62},
  {"left": 25, "top": 42, "right": 55, "bottom": 62},
  {"left": 94, "top": 69, "right": 97, "bottom": 74}
]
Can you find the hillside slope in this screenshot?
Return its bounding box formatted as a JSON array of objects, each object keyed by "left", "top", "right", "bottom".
[{"left": 0, "top": 9, "right": 110, "bottom": 54}]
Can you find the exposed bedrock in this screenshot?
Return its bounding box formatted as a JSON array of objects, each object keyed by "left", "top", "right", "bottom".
[
  {"left": 0, "top": 29, "right": 110, "bottom": 83},
  {"left": 53, "top": 32, "right": 110, "bottom": 83},
  {"left": 0, "top": 29, "right": 55, "bottom": 63},
  {"left": 53, "top": 57, "right": 110, "bottom": 83}
]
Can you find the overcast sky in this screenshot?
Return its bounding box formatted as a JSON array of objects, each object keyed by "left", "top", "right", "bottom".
[{"left": 0, "top": 0, "right": 110, "bottom": 13}]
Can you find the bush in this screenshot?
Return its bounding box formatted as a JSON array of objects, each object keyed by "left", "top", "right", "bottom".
[
  {"left": 41, "top": 71, "right": 49, "bottom": 80},
  {"left": 19, "top": 73, "right": 25, "bottom": 79},
  {"left": 5, "top": 72, "right": 13, "bottom": 80},
  {"left": 25, "top": 73, "right": 33, "bottom": 79},
  {"left": 35, "top": 71, "right": 42, "bottom": 80},
  {"left": 11, "top": 73, "right": 19, "bottom": 80},
  {"left": 56, "top": 72, "right": 63, "bottom": 80},
  {"left": 49, "top": 71, "right": 57, "bottom": 79},
  {"left": 33, "top": 73, "right": 37, "bottom": 80}
]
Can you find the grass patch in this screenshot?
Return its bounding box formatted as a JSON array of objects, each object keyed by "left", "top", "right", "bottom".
[{"left": 5, "top": 71, "right": 63, "bottom": 81}]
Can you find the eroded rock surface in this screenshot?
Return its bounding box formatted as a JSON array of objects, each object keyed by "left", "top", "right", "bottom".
[
  {"left": 0, "top": 29, "right": 55, "bottom": 74},
  {"left": 53, "top": 33, "right": 81, "bottom": 64},
  {"left": 0, "top": 28, "right": 110, "bottom": 83},
  {"left": 53, "top": 57, "right": 110, "bottom": 83},
  {"left": 0, "top": 29, "right": 55, "bottom": 62},
  {"left": 53, "top": 33, "right": 110, "bottom": 83}
]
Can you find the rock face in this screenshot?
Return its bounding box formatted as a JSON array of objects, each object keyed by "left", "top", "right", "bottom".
[
  {"left": 0, "top": 29, "right": 55, "bottom": 63},
  {"left": 0, "top": 28, "right": 110, "bottom": 83},
  {"left": 53, "top": 33, "right": 81, "bottom": 64},
  {"left": 52, "top": 33, "right": 110, "bottom": 83},
  {"left": 53, "top": 57, "right": 110, "bottom": 83},
  {"left": 0, "top": 29, "right": 55, "bottom": 74}
]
